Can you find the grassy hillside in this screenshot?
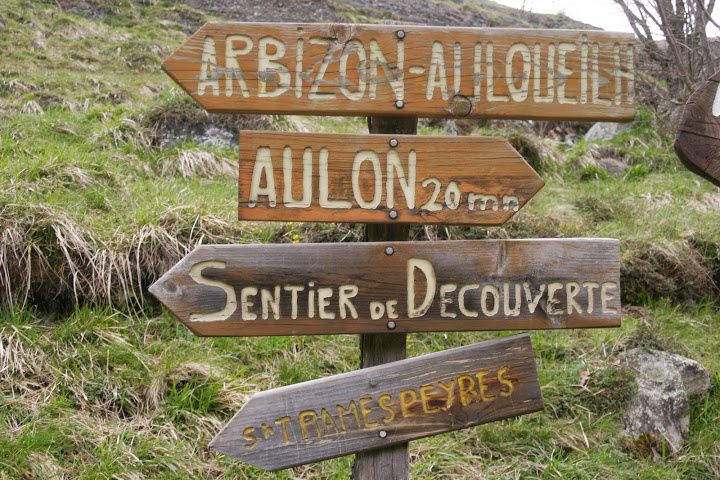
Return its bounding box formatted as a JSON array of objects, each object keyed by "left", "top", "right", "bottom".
[{"left": 1, "top": 1, "right": 719, "bottom": 479}]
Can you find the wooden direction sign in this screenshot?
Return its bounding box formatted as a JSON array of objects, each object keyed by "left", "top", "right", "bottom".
[
  {"left": 675, "top": 71, "right": 720, "bottom": 187},
  {"left": 209, "top": 334, "right": 542, "bottom": 471},
  {"left": 163, "top": 22, "right": 637, "bottom": 121},
  {"left": 149, "top": 238, "right": 621, "bottom": 337},
  {"left": 238, "top": 131, "right": 544, "bottom": 225}
]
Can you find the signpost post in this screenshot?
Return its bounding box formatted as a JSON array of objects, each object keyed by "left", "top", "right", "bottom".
[
  {"left": 354, "top": 114, "right": 416, "bottom": 479},
  {"left": 157, "top": 21, "right": 636, "bottom": 478}
]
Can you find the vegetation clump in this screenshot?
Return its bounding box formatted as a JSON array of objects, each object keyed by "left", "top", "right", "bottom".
[{"left": 0, "top": 0, "right": 718, "bottom": 478}]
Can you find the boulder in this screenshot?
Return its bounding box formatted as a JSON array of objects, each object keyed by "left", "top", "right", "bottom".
[
  {"left": 579, "top": 144, "right": 628, "bottom": 176},
  {"left": 585, "top": 122, "right": 632, "bottom": 142},
  {"left": 621, "top": 348, "right": 712, "bottom": 459},
  {"left": 595, "top": 157, "right": 628, "bottom": 175}
]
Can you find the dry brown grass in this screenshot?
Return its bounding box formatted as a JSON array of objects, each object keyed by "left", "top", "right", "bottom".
[
  {"left": 0, "top": 203, "right": 246, "bottom": 310},
  {"left": 160, "top": 149, "right": 236, "bottom": 179},
  {"left": 622, "top": 239, "right": 720, "bottom": 304}
]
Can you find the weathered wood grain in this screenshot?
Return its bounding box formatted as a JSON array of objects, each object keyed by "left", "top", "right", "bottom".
[
  {"left": 674, "top": 71, "right": 720, "bottom": 187},
  {"left": 148, "top": 239, "right": 622, "bottom": 337},
  {"left": 162, "top": 22, "right": 637, "bottom": 121},
  {"left": 238, "top": 131, "right": 544, "bottom": 225},
  {"left": 209, "top": 334, "right": 543, "bottom": 471}
]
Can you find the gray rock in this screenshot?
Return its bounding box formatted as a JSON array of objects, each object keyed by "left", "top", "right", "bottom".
[
  {"left": 579, "top": 145, "right": 629, "bottom": 176},
  {"left": 661, "top": 351, "right": 712, "bottom": 399},
  {"left": 595, "top": 157, "right": 628, "bottom": 175},
  {"left": 621, "top": 349, "right": 711, "bottom": 458},
  {"left": 585, "top": 122, "right": 632, "bottom": 142}
]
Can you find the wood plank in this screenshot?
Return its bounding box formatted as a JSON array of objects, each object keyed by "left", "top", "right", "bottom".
[
  {"left": 209, "top": 334, "right": 543, "bottom": 471},
  {"left": 148, "top": 239, "right": 622, "bottom": 337},
  {"left": 238, "top": 131, "right": 544, "bottom": 225},
  {"left": 162, "top": 22, "right": 637, "bottom": 121},
  {"left": 674, "top": 71, "right": 720, "bottom": 187},
  {"left": 351, "top": 115, "right": 416, "bottom": 480}
]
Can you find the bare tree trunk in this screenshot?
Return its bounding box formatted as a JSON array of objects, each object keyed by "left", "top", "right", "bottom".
[{"left": 613, "top": 0, "right": 718, "bottom": 100}]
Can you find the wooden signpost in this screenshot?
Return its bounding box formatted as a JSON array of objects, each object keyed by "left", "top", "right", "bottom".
[
  {"left": 209, "top": 334, "right": 543, "bottom": 471},
  {"left": 157, "top": 20, "right": 635, "bottom": 478},
  {"left": 238, "top": 131, "right": 544, "bottom": 225},
  {"left": 675, "top": 71, "right": 720, "bottom": 187},
  {"left": 162, "top": 23, "right": 636, "bottom": 121},
  {"left": 149, "top": 239, "right": 621, "bottom": 337}
]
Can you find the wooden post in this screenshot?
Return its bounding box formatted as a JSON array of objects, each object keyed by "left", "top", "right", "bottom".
[{"left": 351, "top": 116, "right": 417, "bottom": 480}]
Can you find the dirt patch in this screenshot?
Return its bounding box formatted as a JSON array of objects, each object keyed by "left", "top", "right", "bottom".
[
  {"left": 181, "top": 0, "right": 591, "bottom": 28},
  {"left": 50, "top": 0, "right": 126, "bottom": 19},
  {"left": 183, "top": 0, "right": 340, "bottom": 23},
  {"left": 145, "top": 100, "right": 273, "bottom": 149},
  {"left": 336, "top": 0, "right": 488, "bottom": 26}
]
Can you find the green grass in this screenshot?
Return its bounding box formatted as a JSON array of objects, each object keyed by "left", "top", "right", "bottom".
[
  {"left": 2, "top": 306, "right": 718, "bottom": 478},
  {"left": 1, "top": 0, "right": 719, "bottom": 478}
]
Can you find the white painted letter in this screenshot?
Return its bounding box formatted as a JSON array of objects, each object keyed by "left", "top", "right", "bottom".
[
  {"left": 481, "top": 285, "right": 500, "bottom": 316},
  {"left": 440, "top": 284, "right": 457, "bottom": 318},
  {"left": 407, "top": 259, "right": 436, "bottom": 318},
  {"left": 258, "top": 36, "right": 290, "bottom": 98},
  {"left": 601, "top": 282, "right": 618, "bottom": 314},
  {"left": 188, "top": 261, "right": 236, "bottom": 322},
  {"left": 339, "top": 285, "right": 359, "bottom": 320},
  {"left": 352, "top": 150, "right": 382, "bottom": 209},
  {"left": 426, "top": 41, "right": 448, "bottom": 100},
  {"left": 283, "top": 147, "right": 312, "bottom": 208},
  {"left": 225, "top": 35, "right": 252, "bottom": 97},
  {"left": 506, "top": 43, "right": 531, "bottom": 102},
  {"left": 249, "top": 147, "right": 276, "bottom": 207},
  {"left": 558, "top": 42, "right": 577, "bottom": 104},
  {"left": 386, "top": 149, "right": 416, "bottom": 209},
  {"left": 339, "top": 39, "right": 367, "bottom": 101},
  {"left": 261, "top": 286, "right": 281, "bottom": 320},
  {"left": 459, "top": 284, "right": 480, "bottom": 317},
  {"left": 240, "top": 287, "right": 258, "bottom": 321},
  {"left": 319, "top": 148, "right": 351, "bottom": 209},
  {"left": 198, "top": 37, "right": 220, "bottom": 96},
  {"left": 318, "top": 287, "right": 335, "bottom": 320}
]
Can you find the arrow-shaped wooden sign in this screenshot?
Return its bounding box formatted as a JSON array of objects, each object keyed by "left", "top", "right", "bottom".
[
  {"left": 239, "top": 131, "right": 544, "bottom": 225},
  {"left": 675, "top": 71, "right": 720, "bottom": 187},
  {"left": 149, "top": 239, "right": 621, "bottom": 337},
  {"left": 162, "top": 22, "right": 636, "bottom": 121},
  {"left": 209, "top": 334, "right": 542, "bottom": 471}
]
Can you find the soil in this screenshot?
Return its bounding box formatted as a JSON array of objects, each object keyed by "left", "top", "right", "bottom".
[
  {"left": 50, "top": 0, "right": 593, "bottom": 29},
  {"left": 184, "top": 0, "right": 340, "bottom": 23},
  {"left": 182, "top": 0, "right": 591, "bottom": 28}
]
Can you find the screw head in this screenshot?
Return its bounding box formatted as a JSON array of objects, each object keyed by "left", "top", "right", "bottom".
[
  {"left": 387, "top": 321, "right": 397, "bottom": 330},
  {"left": 396, "top": 30, "right": 406, "bottom": 39},
  {"left": 394, "top": 99, "right": 405, "bottom": 109},
  {"left": 389, "top": 138, "right": 399, "bottom": 148},
  {"left": 379, "top": 430, "right": 388, "bottom": 438},
  {"left": 384, "top": 246, "right": 394, "bottom": 256},
  {"left": 388, "top": 210, "right": 398, "bottom": 220}
]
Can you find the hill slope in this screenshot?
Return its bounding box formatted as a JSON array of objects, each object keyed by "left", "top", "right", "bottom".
[
  {"left": 0, "top": 1, "right": 719, "bottom": 479},
  {"left": 181, "top": 0, "right": 593, "bottom": 28}
]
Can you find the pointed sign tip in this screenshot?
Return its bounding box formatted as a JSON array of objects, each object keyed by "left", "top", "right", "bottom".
[
  {"left": 147, "top": 281, "right": 160, "bottom": 299},
  {"left": 147, "top": 271, "right": 173, "bottom": 301}
]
